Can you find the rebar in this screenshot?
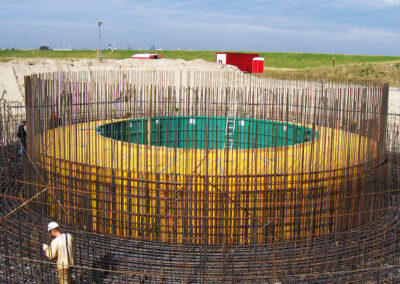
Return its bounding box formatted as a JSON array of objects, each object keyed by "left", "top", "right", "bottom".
[{"left": 0, "top": 70, "right": 399, "bottom": 283}]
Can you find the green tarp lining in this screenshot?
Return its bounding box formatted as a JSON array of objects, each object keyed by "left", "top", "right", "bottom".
[{"left": 96, "top": 116, "right": 317, "bottom": 150}]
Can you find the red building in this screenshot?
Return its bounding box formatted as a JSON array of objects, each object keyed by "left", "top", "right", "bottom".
[
  {"left": 216, "top": 52, "right": 264, "bottom": 73},
  {"left": 131, "top": 53, "right": 162, "bottom": 59},
  {"left": 252, "top": 57, "right": 265, "bottom": 73}
]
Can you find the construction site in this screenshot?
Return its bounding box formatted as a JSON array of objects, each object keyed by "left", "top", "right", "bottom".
[{"left": 1, "top": 64, "right": 400, "bottom": 283}]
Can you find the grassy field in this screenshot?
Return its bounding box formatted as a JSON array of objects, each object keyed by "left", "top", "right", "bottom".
[
  {"left": 263, "top": 61, "right": 400, "bottom": 87},
  {"left": 0, "top": 49, "right": 218, "bottom": 62},
  {"left": 1, "top": 49, "right": 400, "bottom": 86},
  {"left": 1, "top": 49, "right": 399, "bottom": 67}
]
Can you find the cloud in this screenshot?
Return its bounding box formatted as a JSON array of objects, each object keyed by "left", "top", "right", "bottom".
[
  {"left": 1, "top": 0, "right": 399, "bottom": 55},
  {"left": 224, "top": 20, "right": 400, "bottom": 43},
  {"left": 334, "top": 0, "right": 400, "bottom": 7},
  {"left": 343, "top": 27, "right": 399, "bottom": 38}
]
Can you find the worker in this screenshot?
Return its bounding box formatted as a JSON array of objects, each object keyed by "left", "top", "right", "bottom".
[
  {"left": 43, "top": 222, "right": 74, "bottom": 284},
  {"left": 16, "top": 120, "right": 26, "bottom": 158},
  {"left": 50, "top": 112, "right": 61, "bottom": 128},
  {"left": 350, "top": 119, "right": 357, "bottom": 132}
]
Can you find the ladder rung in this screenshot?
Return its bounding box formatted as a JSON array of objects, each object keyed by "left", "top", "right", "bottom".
[{"left": 225, "top": 99, "right": 237, "bottom": 150}]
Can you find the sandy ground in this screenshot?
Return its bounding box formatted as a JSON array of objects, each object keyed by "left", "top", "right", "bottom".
[
  {"left": 0, "top": 58, "right": 399, "bottom": 115},
  {"left": 389, "top": 87, "right": 400, "bottom": 114},
  {"left": 0, "top": 58, "right": 239, "bottom": 103}
]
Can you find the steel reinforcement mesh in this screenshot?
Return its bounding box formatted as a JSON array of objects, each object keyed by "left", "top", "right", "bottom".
[{"left": 0, "top": 70, "right": 399, "bottom": 283}]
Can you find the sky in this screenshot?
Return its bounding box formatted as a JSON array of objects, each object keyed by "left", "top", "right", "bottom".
[{"left": 0, "top": 0, "right": 399, "bottom": 55}]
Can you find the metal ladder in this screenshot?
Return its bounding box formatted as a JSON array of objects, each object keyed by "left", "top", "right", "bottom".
[{"left": 224, "top": 95, "right": 239, "bottom": 150}]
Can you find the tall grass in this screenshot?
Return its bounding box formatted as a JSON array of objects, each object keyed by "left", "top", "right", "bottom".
[{"left": 263, "top": 61, "right": 400, "bottom": 87}]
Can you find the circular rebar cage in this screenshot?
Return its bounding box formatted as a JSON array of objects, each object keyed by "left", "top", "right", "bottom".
[
  {"left": 1, "top": 69, "right": 399, "bottom": 283},
  {"left": 25, "top": 70, "right": 389, "bottom": 245}
]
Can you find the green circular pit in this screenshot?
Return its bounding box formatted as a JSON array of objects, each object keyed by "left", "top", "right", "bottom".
[{"left": 96, "top": 116, "right": 317, "bottom": 150}]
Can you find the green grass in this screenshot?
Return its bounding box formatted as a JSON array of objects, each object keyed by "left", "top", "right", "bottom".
[
  {"left": 258, "top": 52, "right": 400, "bottom": 69},
  {"left": 1, "top": 49, "right": 399, "bottom": 69},
  {"left": 0, "top": 49, "right": 99, "bottom": 60},
  {"left": 0, "top": 49, "right": 217, "bottom": 62}
]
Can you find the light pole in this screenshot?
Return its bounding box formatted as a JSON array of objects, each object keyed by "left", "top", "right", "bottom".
[{"left": 97, "top": 21, "right": 103, "bottom": 59}]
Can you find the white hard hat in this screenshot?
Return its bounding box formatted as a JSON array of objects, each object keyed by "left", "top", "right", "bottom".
[{"left": 47, "top": 221, "right": 59, "bottom": 232}]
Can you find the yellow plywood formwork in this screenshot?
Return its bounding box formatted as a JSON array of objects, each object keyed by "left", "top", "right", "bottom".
[
  {"left": 34, "top": 119, "right": 381, "bottom": 244},
  {"left": 38, "top": 121, "right": 378, "bottom": 175}
]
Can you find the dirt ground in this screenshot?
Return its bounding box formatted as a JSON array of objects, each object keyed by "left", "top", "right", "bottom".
[{"left": 0, "top": 58, "right": 239, "bottom": 103}]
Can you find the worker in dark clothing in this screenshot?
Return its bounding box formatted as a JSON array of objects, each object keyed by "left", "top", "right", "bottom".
[
  {"left": 50, "top": 112, "right": 61, "bottom": 129},
  {"left": 17, "top": 120, "right": 26, "bottom": 158}
]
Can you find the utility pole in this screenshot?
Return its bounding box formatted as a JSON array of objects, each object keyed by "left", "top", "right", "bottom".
[{"left": 97, "top": 21, "right": 103, "bottom": 60}]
